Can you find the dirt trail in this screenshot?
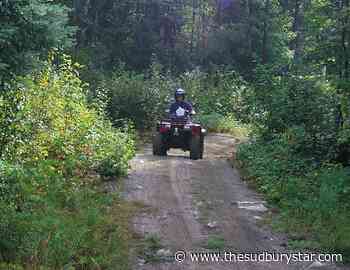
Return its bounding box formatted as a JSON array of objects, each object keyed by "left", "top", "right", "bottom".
[{"left": 124, "top": 134, "right": 346, "bottom": 270}]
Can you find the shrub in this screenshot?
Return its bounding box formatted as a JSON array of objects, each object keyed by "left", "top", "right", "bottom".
[
  {"left": 98, "top": 64, "right": 249, "bottom": 132},
  {"left": 237, "top": 131, "right": 350, "bottom": 257},
  {"left": 178, "top": 69, "right": 247, "bottom": 117},
  {"left": 197, "top": 112, "right": 250, "bottom": 139},
  {"left": 242, "top": 66, "right": 340, "bottom": 159},
  {"left": 0, "top": 55, "right": 135, "bottom": 268},
  {"left": 100, "top": 62, "right": 172, "bottom": 129}
]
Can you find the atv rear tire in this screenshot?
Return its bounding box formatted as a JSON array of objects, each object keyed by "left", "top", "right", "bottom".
[
  {"left": 153, "top": 133, "right": 167, "bottom": 156},
  {"left": 190, "top": 135, "right": 201, "bottom": 160}
]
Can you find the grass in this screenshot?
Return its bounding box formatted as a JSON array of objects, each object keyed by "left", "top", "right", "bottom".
[
  {"left": 144, "top": 234, "right": 163, "bottom": 251},
  {"left": 135, "top": 130, "right": 153, "bottom": 149},
  {"left": 197, "top": 113, "right": 250, "bottom": 140},
  {"left": 72, "top": 196, "right": 142, "bottom": 270},
  {"left": 0, "top": 195, "right": 141, "bottom": 270},
  {"left": 236, "top": 140, "right": 350, "bottom": 263},
  {"left": 136, "top": 233, "right": 165, "bottom": 263},
  {"left": 205, "top": 235, "right": 226, "bottom": 250}
]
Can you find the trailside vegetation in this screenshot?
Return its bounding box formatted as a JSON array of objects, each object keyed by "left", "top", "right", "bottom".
[{"left": 0, "top": 56, "right": 135, "bottom": 269}]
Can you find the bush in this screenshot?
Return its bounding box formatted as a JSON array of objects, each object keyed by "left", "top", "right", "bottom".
[
  {"left": 178, "top": 69, "right": 247, "bottom": 117},
  {"left": 237, "top": 139, "right": 350, "bottom": 256},
  {"left": 0, "top": 55, "right": 135, "bottom": 268},
  {"left": 99, "top": 62, "right": 172, "bottom": 129},
  {"left": 197, "top": 113, "right": 250, "bottom": 139},
  {"left": 97, "top": 64, "right": 249, "bottom": 132},
  {"left": 237, "top": 67, "right": 350, "bottom": 257}
]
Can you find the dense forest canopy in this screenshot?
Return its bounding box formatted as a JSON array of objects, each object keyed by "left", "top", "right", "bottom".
[{"left": 1, "top": 0, "right": 349, "bottom": 78}]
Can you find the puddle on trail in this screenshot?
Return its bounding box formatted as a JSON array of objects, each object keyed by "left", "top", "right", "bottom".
[{"left": 236, "top": 201, "right": 268, "bottom": 212}]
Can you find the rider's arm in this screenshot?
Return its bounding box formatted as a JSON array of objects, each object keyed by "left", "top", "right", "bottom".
[
  {"left": 186, "top": 102, "right": 195, "bottom": 114},
  {"left": 169, "top": 102, "right": 177, "bottom": 115}
]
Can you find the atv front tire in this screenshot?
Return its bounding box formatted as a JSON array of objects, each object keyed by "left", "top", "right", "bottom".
[
  {"left": 199, "top": 135, "right": 204, "bottom": 159},
  {"left": 153, "top": 133, "right": 167, "bottom": 156},
  {"left": 190, "top": 135, "right": 201, "bottom": 160}
]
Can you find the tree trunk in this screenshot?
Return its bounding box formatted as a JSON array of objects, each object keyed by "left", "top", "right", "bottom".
[
  {"left": 190, "top": 0, "right": 196, "bottom": 53},
  {"left": 262, "top": 0, "right": 270, "bottom": 63},
  {"left": 246, "top": 0, "right": 253, "bottom": 57},
  {"left": 292, "top": 0, "right": 304, "bottom": 64},
  {"left": 341, "top": 0, "right": 349, "bottom": 78}
]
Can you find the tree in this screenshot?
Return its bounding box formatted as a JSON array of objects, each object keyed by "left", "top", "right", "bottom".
[{"left": 0, "top": 0, "right": 76, "bottom": 84}]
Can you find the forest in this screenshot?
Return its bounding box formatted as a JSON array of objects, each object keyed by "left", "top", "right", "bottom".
[{"left": 0, "top": 0, "right": 350, "bottom": 269}]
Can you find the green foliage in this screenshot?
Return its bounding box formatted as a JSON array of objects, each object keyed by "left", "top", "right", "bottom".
[
  {"left": 179, "top": 69, "right": 247, "bottom": 117},
  {"left": 95, "top": 124, "right": 136, "bottom": 178},
  {"left": 141, "top": 234, "right": 164, "bottom": 263},
  {"left": 206, "top": 235, "right": 225, "bottom": 250},
  {"left": 242, "top": 67, "right": 339, "bottom": 159},
  {"left": 237, "top": 70, "right": 350, "bottom": 256},
  {"left": 2, "top": 0, "right": 349, "bottom": 263},
  {"left": 197, "top": 113, "right": 250, "bottom": 138},
  {"left": 237, "top": 140, "right": 350, "bottom": 257},
  {"left": 99, "top": 62, "right": 171, "bottom": 129},
  {"left": 0, "top": 263, "right": 24, "bottom": 270},
  {"left": 99, "top": 64, "right": 249, "bottom": 131},
  {"left": 0, "top": 56, "right": 135, "bottom": 269},
  {"left": 0, "top": 0, "right": 76, "bottom": 81},
  {"left": 1, "top": 55, "right": 134, "bottom": 176}
]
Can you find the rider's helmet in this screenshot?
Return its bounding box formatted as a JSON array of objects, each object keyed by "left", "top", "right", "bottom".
[{"left": 175, "top": 88, "right": 186, "bottom": 101}]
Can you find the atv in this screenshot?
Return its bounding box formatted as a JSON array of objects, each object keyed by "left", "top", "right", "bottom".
[{"left": 152, "top": 109, "right": 206, "bottom": 160}]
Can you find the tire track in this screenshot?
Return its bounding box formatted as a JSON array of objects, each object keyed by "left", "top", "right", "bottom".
[{"left": 124, "top": 135, "right": 348, "bottom": 270}]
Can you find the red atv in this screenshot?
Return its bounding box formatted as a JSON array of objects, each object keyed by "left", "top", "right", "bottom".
[{"left": 152, "top": 110, "right": 206, "bottom": 160}]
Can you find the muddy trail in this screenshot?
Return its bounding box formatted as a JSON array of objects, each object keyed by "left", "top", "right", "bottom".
[{"left": 123, "top": 134, "right": 347, "bottom": 270}]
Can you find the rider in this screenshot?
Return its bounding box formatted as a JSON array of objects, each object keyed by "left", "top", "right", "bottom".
[{"left": 169, "top": 88, "right": 194, "bottom": 118}]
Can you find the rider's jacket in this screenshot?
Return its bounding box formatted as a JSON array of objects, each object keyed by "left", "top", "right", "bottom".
[{"left": 169, "top": 101, "right": 193, "bottom": 117}]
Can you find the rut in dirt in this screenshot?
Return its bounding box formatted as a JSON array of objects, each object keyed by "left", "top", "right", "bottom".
[{"left": 123, "top": 134, "right": 345, "bottom": 270}]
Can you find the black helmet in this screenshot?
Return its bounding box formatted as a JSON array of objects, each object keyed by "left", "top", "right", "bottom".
[{"left": 175, "top": 88, "right": 185, "bottom": 100}]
